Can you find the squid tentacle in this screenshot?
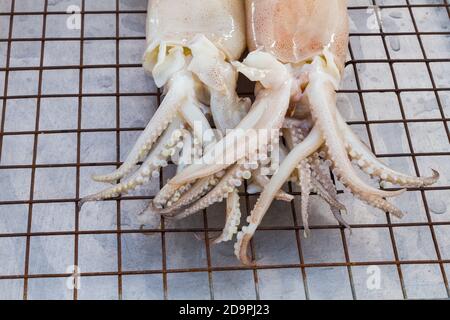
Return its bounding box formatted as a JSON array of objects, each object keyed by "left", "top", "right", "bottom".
[
  {"left": 154, "top": 183, "right": 182, "bottom": 209},
  {"left": 166, "top": 183, "right": 193, "bottom": 206},
  {"left": 306, "top": 73, "right": 405, "bottom": 218},
  {"left": 161, "top": 176, "right": 219, "bottom": 216},
  {"left": 80, "top": 119, "right": 185, "bottom": 207},
  {"left": 309, "top": 154, "right": 347, "bottom": 212},
  {"left": 92, "top": 73, "right": 189, "bottom": 182},
  {"left": 321, "top": 143, "right": 405, "bottom": 218},
  {"left": 168, "top": 51, "right": 292, "bottom": 187},
  {"left": 155, "top": 96, "right": 225, "bottom": 213},
  {"left": 306, "top": 65, "right": 405, "bottom": 201},
  {"left": 247, "top": 140, "right": 295, "bottom": 202},
  {"left": 166, "top": 100, "right": 267, "bottom": 186},
  {"left": 289, "top": 128, "right": 315, "bottom": 234},
  {"left": 331, "top": 208, "right": 352, "bottom": 231},
  {"left": 283, "top": 117, "right": 313, "bottom": 133},
  {"left": 137, "top": 200, "right": 162, "bottom": 225},
  {"left": 250, "top": 174, "right": 294, "bottom": 202},
  {"left": 152, "top": 156, "right": 214, "bottom": 213},
  {"left": 179, "top": 98, "right": 219, "bottom": 148},
  {"left": 310, "top": 178, "right": 346, "bottom": 213},
  {"left": 335, "top": 113, "right": 439, "bottom": 187},
  {"left": 287, "top": 124, "right": 349, "bottom": 227},
  {"left": 298, "top": 159, "right": 313, "bottom": 236},
  {"left": 168, "top": 34, "right": 251, "bottom": 222},
  {"left": 93, "top": 46, "right": 192, "bottom": 183},
  {"left": 309, "top": 162, "right": 351, "bottom": 229},
  {"left": 358, "top": 193, "right": 405, "bottom": 218},
  {"left": 176, "top": 130, "right": 193, "bottom": 174},
  {"left": 188, "top": 34, "right": 251, "bottom": 133},
  {"left": 213, "top": 189, "right": 242, "bottom": 244},
  {"left": 156, "top": 148, "right": 226, "bottom": 216},
  {"left": 294, "top": 58, "right": 407, "bottom": 219},
  {"left": 83, "top": 94, "right": 214, "bottom": 207},
  {"left": 171, "top": 162, "right": 253, "bottom": 221},
  {"left": 152, "top": 114, "right": 219, "bottom": 209},
  {"left": 153, "top": 100, "right": 222, "bottom": 212},
  {"left": 235, "top": 126, "right": 324, "bottom": 265}
]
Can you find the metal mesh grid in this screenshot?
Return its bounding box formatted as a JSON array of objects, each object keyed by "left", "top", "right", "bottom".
[{"left": 0, "top": 0, "right": 449, "bottom": 300}]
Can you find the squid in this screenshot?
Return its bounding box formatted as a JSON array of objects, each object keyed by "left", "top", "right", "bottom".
[
  {"left": 150, "top": 0, "right": 439, "bottom": 264},
  {"left": 80, "top": 0, "right": 252, "bottom": 206}
]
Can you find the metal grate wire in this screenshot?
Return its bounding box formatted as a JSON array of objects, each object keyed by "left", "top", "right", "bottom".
[{"left": 0, "top": 0, "right": 449, "bottom": 300}]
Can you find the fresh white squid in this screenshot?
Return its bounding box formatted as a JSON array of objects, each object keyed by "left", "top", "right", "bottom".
[
  {"left": 156, "top": 0, "right": 439, "bottom": 264},
  {"left": 80, "top": 0, "right": 252, "bottom": 207}
]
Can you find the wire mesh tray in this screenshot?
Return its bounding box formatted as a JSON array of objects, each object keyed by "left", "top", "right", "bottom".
[{"left": 0, "top": 0, "right": 449, "bottom": 300}]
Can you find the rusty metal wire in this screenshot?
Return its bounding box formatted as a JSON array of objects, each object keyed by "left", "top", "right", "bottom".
[{"left": 0, "top": 0, "right": 449, "bottom": 300}]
